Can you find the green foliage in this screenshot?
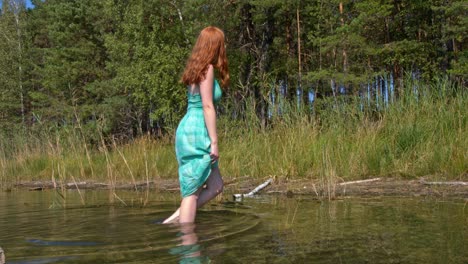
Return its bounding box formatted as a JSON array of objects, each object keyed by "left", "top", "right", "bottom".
[
  {"left": 103, "top": 0, "right": 190, "bottom": 130},
  {"left": 1, "top": 79, "right": 465, "bottom": 184},
  {"left": 0, "top": 0, "right": 25, "bottom": 127},
  {"left": 0, "top": 0, "right": 466, "bottom": 154}
]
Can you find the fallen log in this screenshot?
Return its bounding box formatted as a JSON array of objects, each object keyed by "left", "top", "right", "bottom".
[
  {"left": 339, "top": 178, "right": 381, "bottom": 186},
  {"left": 233, "top": 178, "right": 273, "bottom": 200}
]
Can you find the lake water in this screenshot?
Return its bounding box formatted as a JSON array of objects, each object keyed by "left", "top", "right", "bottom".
[{"left": 0, "top": 190, "right": 466, "bottom": 263}]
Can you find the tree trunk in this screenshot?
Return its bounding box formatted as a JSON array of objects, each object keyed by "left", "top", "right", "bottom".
[
  {"left": 12, "top": 0, "right": 25, "bottom": 126},
  {"left": 339, "top": 2, "right": 347, "bottom": 72},
  {"left": 170, "top": 0, "right": 189, "bottom": 45},
  {"left": 297, "top": 6, "right": 302, "bottom": 106},
  {"left": 256, "top": 7, "right": 274, "bottom": 127}
]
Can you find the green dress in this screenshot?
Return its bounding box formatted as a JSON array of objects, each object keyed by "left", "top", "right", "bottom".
[{"left": 175, "top": 79, "right": 222, "bottom": 197}]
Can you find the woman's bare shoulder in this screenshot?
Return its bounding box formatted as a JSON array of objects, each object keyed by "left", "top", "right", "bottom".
[
  {"left": 206, "top": 64, "right": 214, "bottom": 72},
  {"left": 204, "top": 64, "right": 214, "bottom": 79}
]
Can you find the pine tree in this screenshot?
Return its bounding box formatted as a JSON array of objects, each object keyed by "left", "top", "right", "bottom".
[{"left": 0, "top": 0, "right": 26, "bottom": 131}]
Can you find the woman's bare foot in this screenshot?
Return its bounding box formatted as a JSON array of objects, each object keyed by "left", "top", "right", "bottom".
[
  {"left": 162, "top": 208, "right": 181, "bottom": 224},
  {"left": 162, "top": 216, "right": 179, "bottom": 224}
]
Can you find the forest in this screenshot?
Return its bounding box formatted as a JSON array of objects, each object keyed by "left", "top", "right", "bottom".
[{"left": 0, "top": 0, "right": 466, "bottom": 184}]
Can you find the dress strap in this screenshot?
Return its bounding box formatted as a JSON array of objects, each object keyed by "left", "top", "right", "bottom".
[{"left": 187, "top": 84, "right": 200, "bottom": 96}]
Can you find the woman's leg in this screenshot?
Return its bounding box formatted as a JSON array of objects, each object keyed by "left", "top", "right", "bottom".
[
  {"left": 196, "top": 166, "right": 223, "bottom": 207},
  {"left": 178, "top": 195, "right": 198, "bottom": 224},
  {"left": 163, "top": 167, "right": 224, "bottom": 224},
  {"left": 179, "top": 187, "right": 203, "bottom": 224},
  {"left": 162, "top": 208, "right": 181, "bottom": 224}
]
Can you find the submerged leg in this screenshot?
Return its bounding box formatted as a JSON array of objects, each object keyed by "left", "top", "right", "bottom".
[
  {"left": 163, "top": 168, "right": 224, "bottom": 224},
  {"left": 179, "top": 223, "right": 200, "bottom": 258}
]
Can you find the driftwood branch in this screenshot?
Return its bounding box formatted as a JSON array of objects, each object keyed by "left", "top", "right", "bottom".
[
  {"left": 339, "top": 178, "right": 381, "bottom": 186},
  {"left": 233, "top": 178, "right": 273, "bottom": 200},
  {"left": 420, "top": 180, "right": 467, "bottom": 186}
]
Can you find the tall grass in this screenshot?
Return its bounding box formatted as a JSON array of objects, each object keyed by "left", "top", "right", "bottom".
[
  {"left": 0, "top": 127, "right": 177, "bottom": 184},
  {"left": 0, "top": 78, "right": 466, "bottom": 195},
  {"left": 218, "top": 76, "right": 467, "bottom": 188}
]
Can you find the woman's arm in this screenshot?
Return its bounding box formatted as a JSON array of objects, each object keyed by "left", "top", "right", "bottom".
[{"left": 200, "top": 65, "right": 218, "bottom": 162}]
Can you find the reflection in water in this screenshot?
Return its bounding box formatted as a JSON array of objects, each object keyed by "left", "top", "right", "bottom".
[
  {"left": 169, "top": 223, "right": 210, "bottom": 264},
  {"left": 0, "top": 191, "right": 466, "bottom": 263},
  {"left": 7, "top": 255, "right": 78, "bottom": 264},
  {"left": 26, "top": 239, "right": 100, "bottom": 246}
]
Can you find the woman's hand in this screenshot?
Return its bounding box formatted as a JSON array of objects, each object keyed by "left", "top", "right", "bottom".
[{"left": 210, "top": 142, "right": 219, "bottom": 163}]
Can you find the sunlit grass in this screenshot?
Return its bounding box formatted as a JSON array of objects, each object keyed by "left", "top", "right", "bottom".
[{"left": 0, "top": 77, "right": 466, "bottom": 194}]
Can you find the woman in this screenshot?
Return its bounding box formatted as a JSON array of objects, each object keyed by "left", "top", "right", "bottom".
[{"left": 163, "top": 26, "right": 229, "bottom": 224}]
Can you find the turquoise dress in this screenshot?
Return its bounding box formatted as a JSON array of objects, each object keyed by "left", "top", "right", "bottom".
[{"left": 175, "top": 79, "right": 222, "bottom": 197}]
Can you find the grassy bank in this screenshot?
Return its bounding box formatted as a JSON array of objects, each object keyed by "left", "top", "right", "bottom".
[{"left": 0, "top": 78, "right": 466, "bottom": 190}]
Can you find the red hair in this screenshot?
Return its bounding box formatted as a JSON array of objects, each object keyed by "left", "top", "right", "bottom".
[{"left": 182, "top": 26, "right": 229, "bottom": 88}]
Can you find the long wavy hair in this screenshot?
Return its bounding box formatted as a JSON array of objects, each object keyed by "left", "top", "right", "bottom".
[{"left": 181, "top": 26, "right": 229, "bottom": 88}]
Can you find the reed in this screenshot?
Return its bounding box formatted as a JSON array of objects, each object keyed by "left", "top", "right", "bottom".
[{"left": 0, "top": 78, "right": 466, "bottom": 194}]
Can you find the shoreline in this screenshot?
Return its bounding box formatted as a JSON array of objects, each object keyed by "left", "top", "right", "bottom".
[{"left": 6, "top": 177, "right": 468, "bottom": 199}]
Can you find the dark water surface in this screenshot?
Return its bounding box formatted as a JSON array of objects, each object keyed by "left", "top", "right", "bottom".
[{"left": 0, "top": 190, "right": 466, "bottom": 263}]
